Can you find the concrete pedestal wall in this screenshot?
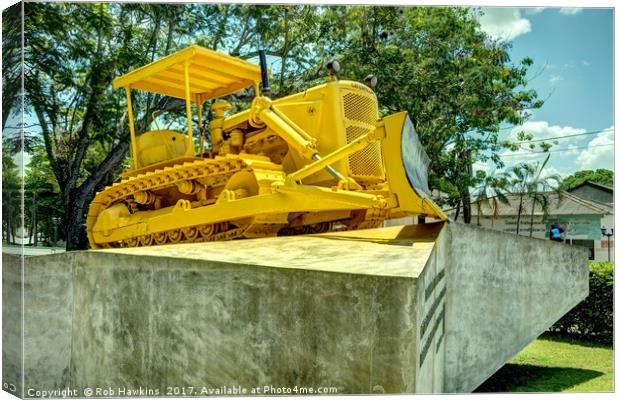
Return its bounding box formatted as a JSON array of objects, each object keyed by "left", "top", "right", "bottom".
[
  {"left": 439, "top": 223, "right": 589, "bottom": 392},
  {"left": 2, "top": 222, "right": 588, "bottom": 397}
]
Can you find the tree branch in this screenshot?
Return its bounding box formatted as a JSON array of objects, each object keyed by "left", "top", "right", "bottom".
[{"left": 32, "top": 103, "right": 63, "bottom": 186}]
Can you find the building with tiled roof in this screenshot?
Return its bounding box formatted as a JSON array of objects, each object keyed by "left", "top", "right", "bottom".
[{"left": 446, "top": 190, "right": 614, "bottom": 261}]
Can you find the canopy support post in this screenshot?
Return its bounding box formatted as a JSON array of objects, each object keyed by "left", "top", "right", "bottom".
[
  {"left": 124, "top": 86, "right": 139, "bottom": 169},
  {"left": 197, "top": 95, "right": 205, "bottom": 157},
  {"left": 183, "top": 61, "right": 194, "bottom": 156}
]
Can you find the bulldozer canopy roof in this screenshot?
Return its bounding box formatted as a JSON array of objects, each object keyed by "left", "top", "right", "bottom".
[{"left": 113, "top": 45, "right": 262, "bottom": 102}]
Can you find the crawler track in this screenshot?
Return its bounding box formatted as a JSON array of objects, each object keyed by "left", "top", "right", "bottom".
[{"left": 87, "top": 155, "right": 387, "bottom": 249}]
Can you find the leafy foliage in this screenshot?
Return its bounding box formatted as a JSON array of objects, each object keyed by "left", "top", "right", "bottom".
[
  {"left": 322, "top": 7, "right": 543, "bottom": 220},
  {"left": 2, "top": 146, "right": 21, "bottom": 243},
  {"left": 562, "top": 169, "right": 613, "bottom": 189},
  {"left": 24, "top": 2, "right": 199, "bottom": 249},
  {"left": 2, "top": 4, "right": 22, "bottom": 130},
  {"left": 23, "top": 141, "right": 64, "bottom": 245},
  {"left": 472, "top": 170, "right": 511, "bottom": 226},
  {"left": 22, "top": 4, "right": 542, "bottom": 249},
  {"left": 550, "top": 262, "right": 613, "bottom": 344},
  {"left": 508, "top": 154, "right": 563, "bottom": 236}
]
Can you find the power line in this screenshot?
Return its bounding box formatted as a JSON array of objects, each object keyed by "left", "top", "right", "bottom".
[
  {"left": 516, "top": 128, "right": 610, "bottom": 144},
  {"left": 499, "top": 142, "right": 614, "bottom": 157}
]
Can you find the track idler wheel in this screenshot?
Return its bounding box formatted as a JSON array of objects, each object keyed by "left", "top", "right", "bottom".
[
  {"left": 167, "top": 230, "right": 182, "bottom": 243},
  {"left": 182, "top": 227, "right": 199, "bottom": 241},
  {"left": 154, "top": 232, "right": 167, "bottom": 245},
  {"left": 140, "top": 234, "right": 154, "bottom": 246},
  {"left": 198, "top": 224, "right": 216, "bottom": 238},
  {"left": 123, "top": 237, "right": 139, "bottom": 247}
]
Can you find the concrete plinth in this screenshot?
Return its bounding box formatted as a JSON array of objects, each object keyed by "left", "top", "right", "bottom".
[{"left": 3, "top": 222, "right": 588, "bottom": 397}]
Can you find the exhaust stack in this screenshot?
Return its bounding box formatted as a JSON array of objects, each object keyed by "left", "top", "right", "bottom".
[{"left": 258, "top": 50, "right": 270, "bottom": 96}]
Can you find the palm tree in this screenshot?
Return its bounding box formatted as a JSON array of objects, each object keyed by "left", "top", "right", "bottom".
[
  {"left": 472, "top": 172, "right": 511, "bottom": 226},
  {"left": 509, "top": 154, "right": 563, "bottom": 236},
  {"left": 527, "top": 182, "right": 563, "bottom": 238}
]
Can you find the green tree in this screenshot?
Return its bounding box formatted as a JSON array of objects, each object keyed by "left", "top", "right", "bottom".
[
  {"left": 2, "top": 3, "right": 23, "bottom": 130},
  {"left": 562, "top": 169, "right": 613, "bottom": 189},
  {"left": 195, "top": 4, "right": 326, "bottom": 97},
  {"left": 2, "top": 144, "right": 21, "bottom": 243},
  {"left": 509, "top": 155, "right": 563, "bottom": 236},
  {"left": 23, "top": 3, "right": 330, "bottom": 249},
  {"left": 472, "top": 170, "right": 511, "bottom": 226},
  {"left": 23, "top": 4, "right": 543, "bottom": 249},
  {"left": 317, "top": 6, "right": 543, "bottom": 222},
  {"left": 24, "top": 142, "right": 64, "bottom": 245},
  {"left": 24, "top": 3, "right": 196, "bottom": 249}
]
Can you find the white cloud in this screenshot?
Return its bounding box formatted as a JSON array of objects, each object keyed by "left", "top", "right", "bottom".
[
  {"left": 581, "top": 60, "right": 591, "bottom": 67},
  {"left": 549, "top": 75, "right": 564, "bottom": 84},
  {"left": 501, "top": 149, "right": 547, "bottom": 164},
  {"left": 523, "top": 7, "right": 545, "bottom": 16},
  {"left": 509, "top": 121, "right": 586, "bottom": 142},
  {"left": 563, "top": 61, "right": 576, "bottom": 68},
  {"left": 491, "top": 121, "right": 588, "bottom": 174},
  {"left": 478, "top": 8, "right": 531, "bottom": 42},
  {"left": 576, "top": 126, "right": 614, "bottom": 170},
  {"left": 477, "top": 122, "right": 609, "bottom": 183},
  {"left": 539, "top": 165, "right": 563, "bottom": 180},
  {"left": 559, "top": 8, "right": 583, "bottom": 16},
  {"left": 564, "top": 144, "right": 580, "bottom": 157}
]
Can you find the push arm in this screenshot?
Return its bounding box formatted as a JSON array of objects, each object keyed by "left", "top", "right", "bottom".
[{"left": 250, "top": 96, "right": 358, "bottom": 185}]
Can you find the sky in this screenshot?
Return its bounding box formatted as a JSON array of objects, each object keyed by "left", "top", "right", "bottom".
[{"left": 475, "top": 6, "right": 614, "bottom": 179}]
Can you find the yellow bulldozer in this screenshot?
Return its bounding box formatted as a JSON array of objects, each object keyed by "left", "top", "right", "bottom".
[{"left": 87, "top": 45, "right": 446, "bottom": 248}]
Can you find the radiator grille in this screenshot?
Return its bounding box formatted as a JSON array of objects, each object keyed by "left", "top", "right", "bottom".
[
  {"left": 343, "top": 92, "right": 377, "bottom": 125},
  {"left": 341, "top": 90, "right": 383, "bottom": 180}
]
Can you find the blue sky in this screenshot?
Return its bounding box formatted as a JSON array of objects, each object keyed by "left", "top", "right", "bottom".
[{"left": 476, "top": 7, "right": 614, "bottom": 178}]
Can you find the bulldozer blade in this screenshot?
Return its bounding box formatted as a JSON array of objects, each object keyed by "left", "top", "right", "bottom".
[{"left": 380, "top": 112, "right": 447, "bottom": 220}]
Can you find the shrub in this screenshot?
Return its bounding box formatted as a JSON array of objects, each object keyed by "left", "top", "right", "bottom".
[{"left": 549, "top": 262, "right": 613, "bottom": 344}]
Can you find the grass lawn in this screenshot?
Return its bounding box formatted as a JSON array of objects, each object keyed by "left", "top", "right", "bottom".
[{"left": 475, "top": 333, "right": 613, "bottom": 393}]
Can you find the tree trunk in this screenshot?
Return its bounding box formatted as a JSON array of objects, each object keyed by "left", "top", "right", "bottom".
[
  {"left": 529, "top": 200, "right": 536, "bottom": 237},
  {"left": 31, "top": 192, "right": 37, "bottom": 245},
  {"left": 65, "top": 189, "right": 90, "bottom": 251},
  {"left": 11, "top": 222, "right": 16, "bottom": 245},
  {"left": 460, "top": 149, "right": 473, "bottom": 224},
  {"left": 516, "top": 196, "right": 524, "bottom": 235},
  {"left": 462, "top": 191, "right": 472, "bottom": 224},
  {"left": 7, "top": 192, "right": 13, "bottom": 244}
]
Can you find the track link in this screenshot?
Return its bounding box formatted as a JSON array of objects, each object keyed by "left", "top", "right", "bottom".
[
  {"left": 88, "top": 155, "right": 389, "bottom": 249},
  {"left": 87, "top": 156, "right": 257, "bottom": 248}
]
